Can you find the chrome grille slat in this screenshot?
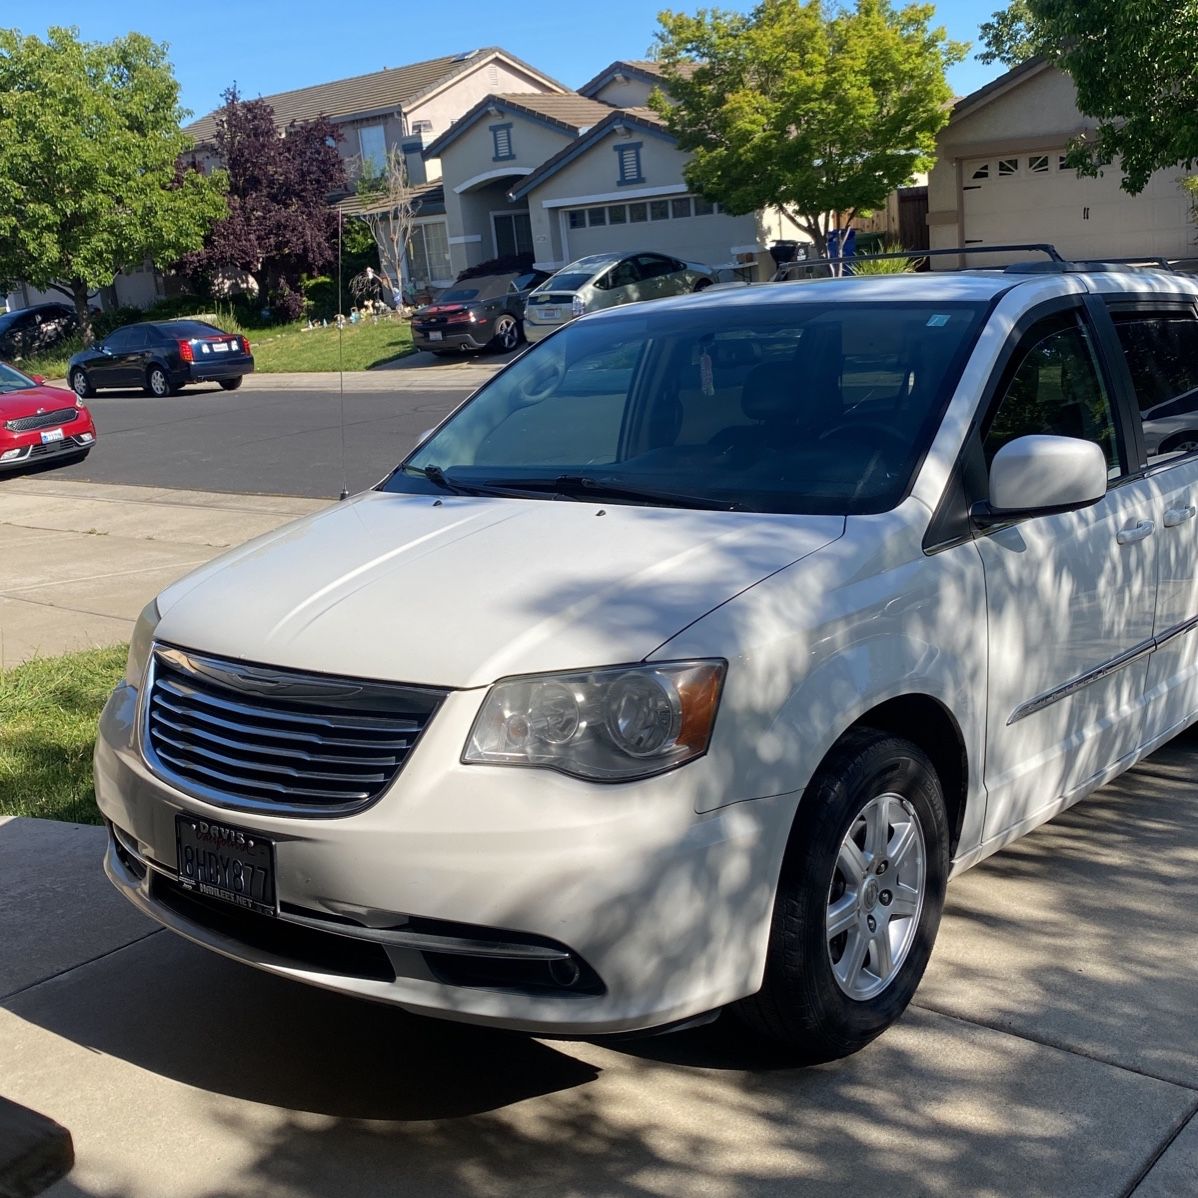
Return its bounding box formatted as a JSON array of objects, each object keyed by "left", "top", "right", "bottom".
[
  {"left": 149, "top": 708, "right": 407, "bottom": 766},
  {"left": 144, "top": 646, "right": 445, "bottom": 816}
]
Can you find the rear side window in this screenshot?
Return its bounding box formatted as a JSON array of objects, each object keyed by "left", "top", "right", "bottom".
[
  {"left": 982, "top": 320, "right": 1123, "bottom": 479},
  {"left": 1112, "top": 313, "right": 1198, "bottom": 462}
]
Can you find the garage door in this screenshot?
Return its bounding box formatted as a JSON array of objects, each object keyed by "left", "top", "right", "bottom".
[
  {"left": 560, "top": 195, "right": 758, "bottom": 270},
  {"left": 961, "top": 152, "right": 1192, "bottom": 264}
]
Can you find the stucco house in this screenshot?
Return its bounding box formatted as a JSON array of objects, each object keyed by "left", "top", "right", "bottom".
[{"left": 929, "top": 57, "right": 1197, "bottom": 266}]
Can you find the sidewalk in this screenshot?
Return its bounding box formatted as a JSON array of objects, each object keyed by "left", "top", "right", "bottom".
[{"left": 0, "top": 479, "right": 329, "bottom": 669}]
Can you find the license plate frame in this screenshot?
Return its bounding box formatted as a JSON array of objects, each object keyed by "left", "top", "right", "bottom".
[
  {"left": 211, "top": 341, "right": 230, "bottom": 353},
  {"left": 539, "top": 308, "right": 560, "bottom": 321},
  {"left": 175, "top": 814, "right": 277, "bottom": 916},
  {"left": 428, "top": 331, "right": 443, "bottom": 342},
  {"left": 40, "top": 428, "right": 64, "bottom": 444}
]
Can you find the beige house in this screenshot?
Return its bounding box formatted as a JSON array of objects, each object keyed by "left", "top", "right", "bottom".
[{"left": 929, "top": 58, "right": 1197, "bottom": 266}]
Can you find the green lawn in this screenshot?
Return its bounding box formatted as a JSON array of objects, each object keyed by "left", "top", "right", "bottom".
[
  {"left": 0, "top": 645, "right": 126, "bottom": 825},
  {"left": 17, "top": 315, "right": 415, "bottom": 380}
]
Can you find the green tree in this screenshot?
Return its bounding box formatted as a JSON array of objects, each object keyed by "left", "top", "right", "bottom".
[
  {"left": 1029, "top": 0, "right": 1198, "bottom": 193},
  {"left": 977, "top": 1, "right": 1047, "bottom": 67},
  {"left": 0, "top": 26, "right": 227, "bottom": 342},
  {"left": 652, "top": 0, "right": 965, "bottom": 256}
]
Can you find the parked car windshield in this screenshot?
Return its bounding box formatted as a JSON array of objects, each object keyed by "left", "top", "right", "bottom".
[
  {"left": 385, "top": 298, "right": 987, "bottom": 515},
  {"left": 0, "top": 362, "right": 35, "bottom": 392}
]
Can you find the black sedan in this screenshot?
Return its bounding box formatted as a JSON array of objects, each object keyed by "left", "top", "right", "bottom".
[
  {"left": 411, "top": 270, "right": 548, "bottom": 356},
  {"left": 68, "top": 320, "right": 254, "bottom": 398}
]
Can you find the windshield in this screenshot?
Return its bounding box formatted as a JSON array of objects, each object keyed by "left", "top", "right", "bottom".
[
  {"left": 0, "top": 362, "right": 35, "bottom": 393},
  {"left": 383, "top": 299, "right": 987, "bottom": 515}
]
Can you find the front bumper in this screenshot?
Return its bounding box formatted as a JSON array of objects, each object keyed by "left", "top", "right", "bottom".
[
  {"left": 0, "top": 426, "right": 95, "bottom": 469},
  {"left": 94, "top": 678, "right": 791, "bottom": 1035}
]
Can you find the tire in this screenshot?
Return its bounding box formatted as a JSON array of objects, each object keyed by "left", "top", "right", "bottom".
[
  {"left": 734, "top": 727, "right": 949, "bottom": 1063},
  {"left": 693, "top": 278, "right": 713, "bottom": 292},
  {"left": 69, "top": 368, "right": 94, "bottom": 399},
  {"left": 490, "top": 314, "right": 520, "bottom": 353},
  {"left": 145, "top": 365, "right": 174, "bottom": 397},
  {"left": 218, "top": 377, "right": 243, "bottom": 391},
  {"left": 1159, "top": 431, "right": 1198, "bottom": 455}
]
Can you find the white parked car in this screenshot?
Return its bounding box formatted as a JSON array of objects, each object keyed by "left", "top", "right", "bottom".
[
  {"left": 96, "top": 264, "right": 1198, "bottom": 1063},
  {"left": 523, "top": 251, "right": 714, "bottom": 342}
]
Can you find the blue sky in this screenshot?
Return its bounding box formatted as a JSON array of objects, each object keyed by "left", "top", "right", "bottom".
[{"left": 5, "top": 0, "right": 1005, "bottom": 121}]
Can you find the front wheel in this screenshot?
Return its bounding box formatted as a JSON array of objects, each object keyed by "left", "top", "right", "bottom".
[
  {"left": 734, "top": 728, "right": 948, "bottom": 1062},
  {"left": 69, "top": 368, "right": 94, "bottom": 399},
  {"left": 218, "top": 377, "right": 243, "bottom": 391},
  {"left": 490, "top": 314, "right": 520, "bottom": 353},
  {"left": 145, "top": 365, "right": 174, "bottom": 397}
]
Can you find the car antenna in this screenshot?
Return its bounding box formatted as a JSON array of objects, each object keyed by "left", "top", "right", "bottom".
[{"left": 337, "top": 203, "right": 349, "bottom": 501}]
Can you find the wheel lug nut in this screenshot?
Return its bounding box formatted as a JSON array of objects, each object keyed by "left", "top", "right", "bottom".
[
  {"left": 876, "top": 860, "right": 889, "bottom": 876},
  {"left": 880, "top": 889, "right": 893, "bottom": 906},
  {"left": 867, "top": 915, "right": 877, "bottom": 932}
]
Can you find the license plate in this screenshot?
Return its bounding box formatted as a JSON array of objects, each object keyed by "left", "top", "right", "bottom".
[
  {"left": 40, "top": 428, "right": 64, "bottom": 444},
  {"left": 428, "top": 331, "right": 443, "bottom": 341},
  {"left": 211, "top": 341, "right": 230, "bottom": 352},
  {"left": 539, "top": 308, "right": 560, "bottom": 321},
  {"left": 175, "top": 814, "right": 276, "bottom": 916}
]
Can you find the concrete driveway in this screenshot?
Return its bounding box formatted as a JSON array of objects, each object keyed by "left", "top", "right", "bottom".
[{"left": 2, "top": 729, "right": 1196, "bottom": 1197}]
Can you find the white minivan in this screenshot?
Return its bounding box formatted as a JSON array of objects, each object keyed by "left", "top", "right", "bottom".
[{"left": 95, "top": 264, "right": 1198, "bottom": 1063}]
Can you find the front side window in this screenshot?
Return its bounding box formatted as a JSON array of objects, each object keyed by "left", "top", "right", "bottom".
[
  {"left": 1114, "top": 312, "right": 1198, "bottom": 461},
  {"left": 384, "top": 301, "right": 987, "bottom": 515},
  {"left": 983, "top": 320, "right": 1122, "bottom": 478}
]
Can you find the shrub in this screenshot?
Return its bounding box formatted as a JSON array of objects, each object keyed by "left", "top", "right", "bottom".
[{"left": 91, "top": 305, "right": 143, "bottom": 338}]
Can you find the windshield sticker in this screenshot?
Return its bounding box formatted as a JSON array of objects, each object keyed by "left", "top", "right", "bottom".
[{"left": 927, "top": 314, "right": 951, "bottom": 327}]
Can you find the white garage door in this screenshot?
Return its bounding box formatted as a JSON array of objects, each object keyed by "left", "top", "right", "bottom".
[
  {"left": 559, "top": 195, "right": 757, "bottom": 270},
  {"left": 961, "top": 151, "right": 1192, "bottom": 264}
]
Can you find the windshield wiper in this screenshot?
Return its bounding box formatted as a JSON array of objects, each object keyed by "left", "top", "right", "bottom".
[
  {"left": 401, "top": 463, "right": 490, "bottom": 496},
  {"left": 472, "top": 474, "right": 741, "bottom": 511}
]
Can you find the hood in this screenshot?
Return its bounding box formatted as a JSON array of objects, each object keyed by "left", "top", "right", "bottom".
[
  {"left": 0, "top": 384, "right": 80, "bottom": 420},
  {"left": 156, "top": 491, "right": 843, "bottom": 689}
]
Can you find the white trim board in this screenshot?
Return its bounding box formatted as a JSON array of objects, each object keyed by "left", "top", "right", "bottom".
[
  {"left": 540, "top": 183, "right": 688, "bottom": 209},
  {"left": 448, "top": 234, "right": 483, "bottom": 245}
]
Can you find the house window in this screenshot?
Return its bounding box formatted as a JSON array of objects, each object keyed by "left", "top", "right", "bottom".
[
  {"left": 491, "top": 123, "right": 514, "bottom": 162},
  {"left": 608, "top": 205, "right": 627, "bottom": 224},
  {"left": 493, "top": 212, "right": 533, "bottom": 257},
  {"left": 568, "top": 210, "right": 587, "bottom": 229},
  {"left": 628, "top": 202, "right": 648, "bottom": 223},
  {"left": 1058, "top": 154, "right": 1071, "bottom": 172},
  {"left": 358, "top": 124, "right": 386, "bottom": 171},
  {"left": 693, "top": 196, "right": 715, "bottom": 216},
  {"left": 671, "top": 197, "right": 693, "bottom": 219},
  {"left": 588, "top": 208, "right": 607, "bottom": 227},
  {"left": 614, "top": 141, "right": 644, "bottom": 185},
  {"left": 971, "top": 163, "right": 990, "bottom": 180},
  {"left": 1028, "top": 154, "right": 1049, "bottom": 174},
  {"left": 998, "top": 158, "right": 1019, "bottom": 176},
  {"left": 407, "top": 221, "right": 451, "bottom": 287},
  {"left": 649, "top": 200, "right": 670, "bottom": 221},
  {"left": 411, "top": 119, "right": 433, "bottom": 134}
]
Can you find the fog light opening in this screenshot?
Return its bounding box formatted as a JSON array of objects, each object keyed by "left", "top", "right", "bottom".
[{"left": 548, "top": 956, "right": 583, "bottom": 988}]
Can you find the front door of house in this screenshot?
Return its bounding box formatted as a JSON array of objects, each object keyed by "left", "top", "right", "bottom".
[{"left": 494, "top": 212, "right": 533, "bottom": 258}]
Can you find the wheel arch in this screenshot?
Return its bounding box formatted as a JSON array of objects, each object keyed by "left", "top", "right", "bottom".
[
  {"left": 1157, "top": 429, "right": 1198, "bottom": 454},
  {"left": 845, "top": 694, "right": 969, "bottom": 855}
]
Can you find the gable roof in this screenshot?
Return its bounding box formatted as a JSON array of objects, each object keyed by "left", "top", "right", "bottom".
[
  {"left": 507, "top": 108, "right": 674, "bottom": 201},
  {"left": 577, "top": 58, "right": 698, "bottom": 99},
  {"left": 422, "top": 92, "right": 616, "bottom": 159},
  {"left": 949, "top": 56, "right": 1052, "bottom": 124},
  {"left": 335, "top": 180, "right": 446, "bottom": 218},
  {"left": 184, "top": 49, "right": 567, "bottom": 145}
]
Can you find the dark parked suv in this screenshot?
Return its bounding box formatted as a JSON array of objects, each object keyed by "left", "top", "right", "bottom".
[{"left": 68, "top": 320, "right": 254, "bottom": 398}]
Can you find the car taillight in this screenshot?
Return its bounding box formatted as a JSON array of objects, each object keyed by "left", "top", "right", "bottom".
[
  {"left": 240, "top": 337, "right": 251, "bottom": 355},
  {"left": 178, "top": 339, "right": 194, "bottom": 362},
  {"left": 571, "top": 295, "right": 585, "bottom": 317},
  {"left": 446, "top": 310, "right": 471, "bottom": 324}
]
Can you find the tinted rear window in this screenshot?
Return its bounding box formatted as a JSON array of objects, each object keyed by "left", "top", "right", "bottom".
[{"left": 167, "top": 321, "right": 226, "bottom": 338}]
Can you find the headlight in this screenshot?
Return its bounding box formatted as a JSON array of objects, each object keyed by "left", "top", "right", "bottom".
[
  {"left": 464, "top": 661, "right": 725, "bottom": 781},
  {"left": 125, "top": 598, "right": 161, "bottom": 686}
]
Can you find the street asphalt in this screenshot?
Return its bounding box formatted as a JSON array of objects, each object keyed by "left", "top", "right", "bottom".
[{"left": 33, "top": 355, "right": 509, "bottom": 499}]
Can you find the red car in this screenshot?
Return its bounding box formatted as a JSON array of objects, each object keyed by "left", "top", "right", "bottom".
[{"left": 0, "top": 361, "right": 97, "bottom": 472}]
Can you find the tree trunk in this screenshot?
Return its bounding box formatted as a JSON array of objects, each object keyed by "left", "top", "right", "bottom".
[{"left": 70, "top": 279, "right": 95, "bottom": 345}]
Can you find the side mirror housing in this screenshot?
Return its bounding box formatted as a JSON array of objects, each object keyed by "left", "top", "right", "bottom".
[
  {"left": 973, "top": 434, "right": 1108, "bottom": 526},
  {"left": 31, "top": 374, "right": 45, "bottom": 385}
]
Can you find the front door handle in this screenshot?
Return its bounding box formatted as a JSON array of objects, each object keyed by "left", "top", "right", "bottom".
[
  {"left": 1117, "top": 519, "right": 1156, "bottom": 545},
  {"left": 1164, "top": 504, "right": 1197, "bottom": 528}
]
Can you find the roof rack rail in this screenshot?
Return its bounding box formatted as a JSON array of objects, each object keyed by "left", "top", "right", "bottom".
[{"left": 773, "top": 244, "right": 1064, "bottom": 279}]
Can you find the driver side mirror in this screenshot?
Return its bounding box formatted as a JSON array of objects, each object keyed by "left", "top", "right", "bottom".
[
  {"left": 31, "top": 375, "right": 45, "bottom": 386},
  {"left": 972, "top": 435, "right": 1108, "bottom": 526}
]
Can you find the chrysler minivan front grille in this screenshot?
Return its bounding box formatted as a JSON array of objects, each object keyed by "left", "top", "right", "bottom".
[{"left": 144, "top": 645, "right": 445, "bottom": 816}]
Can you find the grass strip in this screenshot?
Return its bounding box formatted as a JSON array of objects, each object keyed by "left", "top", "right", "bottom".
[{"left": 0, "top": 645, "right": 126, "bottom": 825}]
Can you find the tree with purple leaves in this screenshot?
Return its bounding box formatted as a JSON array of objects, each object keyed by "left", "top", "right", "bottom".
[{"left": 184, "top": 87, "right": 347, "bottom": 321}]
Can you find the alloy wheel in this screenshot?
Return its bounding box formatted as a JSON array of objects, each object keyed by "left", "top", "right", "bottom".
[
  {"left": 496, "top": 317, "right": 518, "bottom": 351},
  {"left": 71, "top": 371, "right": 88, "bottom": 398},
  {"left": 149, "top": 369, "right": 169, "bottom": 397},
  {"left": 826, "top": 792, "right": 926, "bottom": 1001}
]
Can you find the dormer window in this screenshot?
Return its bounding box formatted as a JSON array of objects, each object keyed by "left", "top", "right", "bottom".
[
  {"left": 614, "top": 141, "right": 644, "bottom": 185},
  {"left": 491, "top": 123, "right": 514, "bottom": 162}
]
